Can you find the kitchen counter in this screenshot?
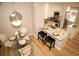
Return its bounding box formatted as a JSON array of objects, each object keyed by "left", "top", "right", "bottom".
[
  {"left": 43, "top": 27, "right": 65, "bottom": 40},
  {"left": 41, "top": 26, "right": 69, "bottom": 49}
]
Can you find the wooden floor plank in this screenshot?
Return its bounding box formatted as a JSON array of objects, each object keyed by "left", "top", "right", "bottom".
[
  {"left": 0, "top": 32, "right": 79, "bottom": 56},
  {"left": 30, "top": 32, "right": 79, "bottom": 56}
]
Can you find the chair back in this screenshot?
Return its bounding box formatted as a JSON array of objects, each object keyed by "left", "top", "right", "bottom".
[
  {"left": 20, "top": 27, "right": 27, "bottom": 36},
  {"left": 0, "top": 34, "right": 7, "bottom": 44}
]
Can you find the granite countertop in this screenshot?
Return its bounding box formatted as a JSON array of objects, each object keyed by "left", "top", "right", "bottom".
[{"left": 43, "top": 26, "right": 66, "bottom": 40}]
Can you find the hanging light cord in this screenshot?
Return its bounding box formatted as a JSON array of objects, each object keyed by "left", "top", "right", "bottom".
[{"left": 12, "top": 2, "right": 15, "bottom": 12}]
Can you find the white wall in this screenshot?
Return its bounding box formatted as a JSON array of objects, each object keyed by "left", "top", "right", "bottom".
[
  {"left": 32, "top": 3, "right": 45, "bottom": 36},
  {"left": 47, "top": 3, "right": 79, "bottom": 28},
  {"left": 0, "top": 2, "right": 33, "bottom": 38},
  {"left": 32, "top": 3, "right": 67, "bottom": 37},
  {"left": 32, "top": 2, "right": 79, "bottom": 37},
  {"left": 0, "top": 2, "right": 79, "bottom": 38},
  {"left": 48, "top": 3, "right": 65, "bottom": 17}
]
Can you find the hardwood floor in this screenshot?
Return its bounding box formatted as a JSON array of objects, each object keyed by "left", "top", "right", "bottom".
[
  {"left": 30, "top": 32, "right": 79, "bottom": 56},
  {"left": 0, "top": 47, "right": 14, "bottom": 56},
  {"left": 0, "top": 33, "right": 79, "bottom": 56}
]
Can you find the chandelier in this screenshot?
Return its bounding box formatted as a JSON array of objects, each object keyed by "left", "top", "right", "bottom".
[{"left": 9, "top": 3, "right": 22, "bottom": 27}]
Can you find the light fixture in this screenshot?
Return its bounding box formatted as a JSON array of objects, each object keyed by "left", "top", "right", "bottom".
[
  {"left": 9, "top": 3, "right": 22, "bottom": 27},
  {"left": 66, "top": 6, "right": 71, "bottom": 12}
]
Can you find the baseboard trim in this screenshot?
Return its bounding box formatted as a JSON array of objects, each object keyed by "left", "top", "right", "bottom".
[
  {"left": 33, "top": 34, "right": 37, "bottom": 39},
  {"left": 29, "top": 33, "right": 37, "bottom": 39}
]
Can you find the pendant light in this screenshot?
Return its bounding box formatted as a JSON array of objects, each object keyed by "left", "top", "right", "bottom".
[{"left": 9, "top": 2, "right": 22, "bottom": 27}]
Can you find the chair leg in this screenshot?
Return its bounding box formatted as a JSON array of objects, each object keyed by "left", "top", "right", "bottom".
[
  {"left": 49, "top": 43, "right": 52, "bottom": 50},
  {"left": 53, "top": 42, "right": 55, "bottom": 47},
  {"left": 38, "top": 34, "right": 39, "bottom": 40},
  {"left": 42, "top": 40, "right": 45, "bottom": 45},
  {"left": 43, "top": 40, "right": 46, "bottom": 45}
]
